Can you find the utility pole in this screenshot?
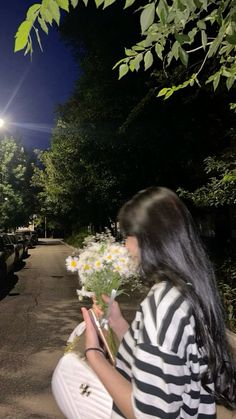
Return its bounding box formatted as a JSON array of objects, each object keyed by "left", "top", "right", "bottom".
[{"left": 44, "top": 216, "right": 47, "bottom": 239}]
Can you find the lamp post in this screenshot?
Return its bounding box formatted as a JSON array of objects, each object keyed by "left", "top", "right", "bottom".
[{"left": 44, "top": 215, "right": 47, "bottom": 239}]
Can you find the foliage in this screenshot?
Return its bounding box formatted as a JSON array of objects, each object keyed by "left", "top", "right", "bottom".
[
  {"left": 0, "top": 137, "right": 36, "bottom": 230},
  {"left": 216, "top": 258, "right": 236, "bottom": 332},
  {"left": 178, "top": 150, "right": 236, "bottom": 207},
  {"left": 16, "top": 0, "right": 236, "bottom": 97},
  {"left": 65, "top": 227, "right": 91, "bottom": 248},
  {"left": 32, "top": 119, "right": 122, "bottom": 230}
]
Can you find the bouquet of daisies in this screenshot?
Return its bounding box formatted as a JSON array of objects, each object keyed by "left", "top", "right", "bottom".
[
  {"left": 66, "top": 230, "right": 140, "bottom": 310},
  {"left": 66, "top": 230, "right": 141, "bottom": 358}
]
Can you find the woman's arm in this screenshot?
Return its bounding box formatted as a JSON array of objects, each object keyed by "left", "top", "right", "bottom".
[
  {"left": 109, "top": 305, "right": 129, "bottom": 341},
  {"left": 82, "top": 307, "right": 135, "bottom": 419}
]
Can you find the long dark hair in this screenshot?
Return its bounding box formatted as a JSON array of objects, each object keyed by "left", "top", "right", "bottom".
[{"left": 118, "top": 186, "right": 236, "bottom": 409}]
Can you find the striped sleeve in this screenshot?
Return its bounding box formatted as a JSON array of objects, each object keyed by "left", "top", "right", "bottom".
[{"left": 132, "top": 342, "right": 191, "bottom": 418}]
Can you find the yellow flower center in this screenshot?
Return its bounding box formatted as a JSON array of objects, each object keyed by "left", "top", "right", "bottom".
[
  {"left": 95, "top": 261, "right": 101, "bottom": 267},
  {"left": 71, "top": 260, "right": 77, "bottom": 268}
]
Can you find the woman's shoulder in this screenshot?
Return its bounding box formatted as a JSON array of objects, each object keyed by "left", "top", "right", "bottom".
[
  {"left": 145, "top": 280, "right": 188, "bottom": 313},
  {"left": 140, "top": 280, "right": 195, "bottom": 355}
]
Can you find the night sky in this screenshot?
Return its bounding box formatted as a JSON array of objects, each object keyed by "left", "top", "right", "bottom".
[{"left": 0, "top": 0, "right": 78, "bottom": 150}]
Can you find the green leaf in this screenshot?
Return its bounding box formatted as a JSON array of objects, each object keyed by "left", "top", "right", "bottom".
[
  {"left": 172, "top": 41, "right": 179, "bottom": 60},
  {"left": 177, "top": 0, "right": 186, "bottom": 12},
  {"left": 55, "top": 0, "right": 69, "bottom": 11},
  {"left": 226, "top": 76, "right": 235, "bottom": 90},
  {"left": 197, "top": 20, "right": 206, "bottom": 30},
  {"left": 14, "top": 21, "right": 32, "bottom": 52},
  {"left": 130, "top": 53, "right": 143, "bottom": 71},
  {"left": 49, "top": 0, "right": 61, "bottom": 25},
  {"left": 26, "top": 4, "right": 41, "bottom": 21},
  {"left": 167, "top": 49, "right": 174, "bottom": 66},
  {"left": 118, "top": 63, "right": 129, "bottom": 79},
  {"left": 124, "top": 0, "right": 136, "bottom": 8},
  {"left": 208, "top": 28, "right": 224, "bottom": 58},
  {"left": 164, "top": 89, "right": 174, "bottom": 99},
  {"left": 40, "top": 6, "right": 53, "bottom": 24},
  {"left": 179, "top": 46, "right": 189, "bottom": 66},
  {"left": 200, "top": 0, "right": 208, "bottom": 11},
  {"left": 38, "top": 16, "right": 49, "bottom": 34},
  {"left": 140, "top": 3, "right": 155, "bottom": 34},
  {"left": 156, "top": 0, "right": 169, "bottom": 24},
  {"left": 157, "top": 87, "right": 170, "bottom": 97},
  {"left": 125, "top": 48, "right": 135, "bottom": 56},
  {"left": 144, "top": 50, "right": 153, "bottom": 70},
  {"left": 201, "top": 30, "right": 207, "bottom": 49},
  {"left": 222, "top": 69, "right": 231, "bottom": 77},
  {"left": 112, "top": 58, "right": 127, "bottom": 70},
  {"left": 155, "top": 42, "right": 163, "bottom": 59},
  {"left": 213, "top": 72, "right": 221, "bottom": 90},
  {"left": 226, "top": 32, "right": 236, "bottom": 45},
  {"left": 71, "top": 0, "right": 79, "bottom": 6},
  {"left": 188, "top": 27, "right": 198, "bottom": 44},
  {"left": 94, "top": 0, "right": 104, "bottom": 7},
  {"left": 174, "top": 32, "right": 190, "bottom": 45},
  {"left": 194, "top": 0, "right": 201, "bottom": 8},
  {"left": 103, "top": 0, "right": 116, "bottom": 8}
]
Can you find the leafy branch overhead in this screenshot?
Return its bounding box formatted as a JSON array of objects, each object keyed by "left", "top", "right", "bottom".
[
  {"left": 178, "top": 153, "right": 236, "bottom": 207},
  {"left": 15, "top": 0, "right": 236, "bottom": 97}
]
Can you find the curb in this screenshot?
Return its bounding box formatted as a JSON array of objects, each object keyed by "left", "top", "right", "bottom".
[{"left": 59, "top": 239, "right": 78, "bottom": 252}]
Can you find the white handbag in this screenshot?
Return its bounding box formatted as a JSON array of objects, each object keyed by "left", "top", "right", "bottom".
[{"left": 51, "top": 321, "right": 113, "bottom": 419}]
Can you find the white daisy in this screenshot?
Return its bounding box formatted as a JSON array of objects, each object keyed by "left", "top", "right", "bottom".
[
  {"left": 65, "top": 256, "right": 79, "bottom": 272},
  {"left": 76, "top": 287, "right": 94, "bottom": 301}
]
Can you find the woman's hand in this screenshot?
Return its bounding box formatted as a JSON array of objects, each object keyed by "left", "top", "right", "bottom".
[
  {"left": 81, "top": 307, "right": 100, "bottom": 350},
  {"left": 93, "top": 294, "right": 129, "bottom": 341},
  {"left": 101, "top": 294, "right": 124, "bottom": 329}
]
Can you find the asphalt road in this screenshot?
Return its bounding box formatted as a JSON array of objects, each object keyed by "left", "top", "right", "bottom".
[{"left": 0, "top": 239, "right": 81, "bottom": 419}]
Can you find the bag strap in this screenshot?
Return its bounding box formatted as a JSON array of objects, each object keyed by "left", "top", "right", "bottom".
[{"left": 67, "top": 321, "right": 86, "bottom": 343}]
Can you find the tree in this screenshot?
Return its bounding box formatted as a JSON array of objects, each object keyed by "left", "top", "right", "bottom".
[
  {"left": 0, "top": 137, "right": 36, "bottom": 230},
  {"left": 178, "top": 146, "right": 236, "bottom": 252},
  {"left": 32, "top": 120, "right": 122, "bottom": 231},
  {"left": 15, "top": 0, "right": 236, "bottom": 98},
  {"left": 178, "top": 151, "right": 236, "bottom": 208}
]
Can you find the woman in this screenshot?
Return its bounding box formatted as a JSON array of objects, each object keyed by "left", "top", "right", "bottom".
[{"left": 82, "top": 186, "right": 236, "bottom": 418}]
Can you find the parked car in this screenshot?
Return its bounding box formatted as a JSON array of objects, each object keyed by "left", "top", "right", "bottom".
[
  {"left": 0, "top": 234, "right": 15, "bottom": 283},
  {"left": 7, "top": 234, "right": 24, "bottom": 264},
  {"left": 14, "top": 232, "right": 29, "bottom": 258}
]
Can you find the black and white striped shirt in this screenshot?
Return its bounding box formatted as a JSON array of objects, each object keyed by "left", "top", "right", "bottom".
[{"left": 112, "top": 281, "right": 216, "bottom": 418}]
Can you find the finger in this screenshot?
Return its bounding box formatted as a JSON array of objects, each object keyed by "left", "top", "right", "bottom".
[
  {"left": 102, "top": 294, "right": 110, "bottom": 303},
  {"left": 92, "top": 305, "right": 103, "bottom": 319},
  {"left": 92, "top": 296, "right": 98, "bottom": 305},
  {"left": 81, "top": 308, "right": 100, "bottom": 349},
  {"left": 81, "top": 307, "right": 94, "bottom": 329}
]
